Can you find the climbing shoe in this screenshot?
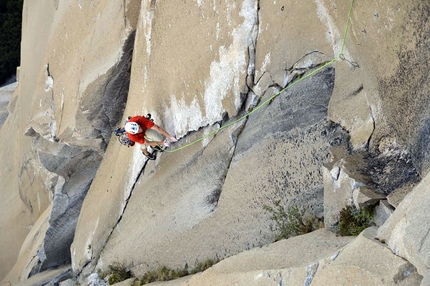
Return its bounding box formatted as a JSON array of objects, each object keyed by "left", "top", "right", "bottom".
[
  {"left": 153, "top": 145, "right": 165, "bottom": 152},
  {"left": 143, "top": 152, "right": 156, "bottom": 160}
]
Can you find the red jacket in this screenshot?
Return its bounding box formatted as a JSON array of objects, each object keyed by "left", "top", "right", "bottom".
[{"left": 126, "top": 116, "right": 155, "bottom": 144}]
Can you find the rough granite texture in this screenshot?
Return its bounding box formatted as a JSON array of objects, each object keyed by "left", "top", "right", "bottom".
[{"left": 1, "top": 0, "right": 430, "bottom": 285}]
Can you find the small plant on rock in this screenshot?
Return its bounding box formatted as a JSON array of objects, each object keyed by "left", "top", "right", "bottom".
[
  {"left": 98, "top": 263, "right": 133, "bottom": 285},
  {"left": 338, "top": 205, "right": 374, "bottom": 236},
  {"left": 139, "top": 259, "right": 218, "bottom": 285},
  {"left": 140, "top": 266, "right": 188, "bottom": 285},
  {"left": 264, "top": 200, "right": 323, "bottom": 241},
  {"left": 189, "top": 258, "right": 218, "bottom": 274}
]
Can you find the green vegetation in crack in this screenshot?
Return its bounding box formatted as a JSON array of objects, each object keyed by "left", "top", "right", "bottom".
[
  {"left": 264, "top": 200, "right": 324, "bottom": 242},
  {"left": 98, "top": 263, "right": 133, "bottom": 285},
  {"left": 140, "top": 266, "right": 189, "bottom": 285},
  {"left": 139, "top": 259, "right": 218, "bottom": 285},
  {"left": 338, "top": 205, "right": 375, "bottom": 236},
  {"left": 97, "top": 259, "right": 219, "bottom": 285}
]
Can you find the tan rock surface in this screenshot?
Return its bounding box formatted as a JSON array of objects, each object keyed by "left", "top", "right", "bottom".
[
  {"left": 1, "top": 0, "right": 140, "bottom": 280},
  {"left": 153, "top": 228, "right": 353, "bottom": 286},
  {"left": 15, "top": 265, "right": 71, "bottom": 286},
  {"left": 312, "top": 227, "right": 421, "bottom": 285},
  {"left": 94, "top": 68, "right": 343, "bottom": 275},
  {"left": 1, "top": 0, "right": 430, "bottom": 284},
  {"left": 2, "top": 206, "right": 51, "bottom": 285},
  {"left": 323, "top": 153, "right": 369, "bottom": 229},
  {"left": 0, "top": 82, "right": 17, "bottom": 128},
  {"left": 0, "top": 86, "right": 40, "bottom": 280},
  {"left": 387, "top": 181, "right": 418, "bottom": 208},
  {"left": 352, "top": 186, "right": 385, "bottom": 209},
  {"left": 134, "top": 228, "right": 422, "bottom": 286},
  {"left": 377, "top": 172, "right": 430, "bottom": 275},
  {"left": 127, "top": 0, "right": 257, "bottom": 136}
]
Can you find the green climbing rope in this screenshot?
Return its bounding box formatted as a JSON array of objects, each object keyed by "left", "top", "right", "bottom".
[{"left": 162, "top": 0, "right": 355, "bottom": 153}]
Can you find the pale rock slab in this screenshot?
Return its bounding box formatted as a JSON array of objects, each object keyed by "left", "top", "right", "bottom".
[
  {"left": 1, "top": 0, "right": 139, "bottom": 280},
  {"left": 323, "top": 152, "right": 369, "bottom": 229},
  {"left": 312, "top": 227, "right": 421, "bottom": 285},
  {"left": 387, "top": 181, "right": 418, "bottom": 208},
  {"left": 128, "top": 0, "right": 258, "bottom": 137},
  {"left": 0, "top": 82, "right": 17, "bottom": 128},
  {"left": 254, "top": 0, "right": 332, "bottom": 83},
  {"left": 3, "top": 0, "right": 430, "bottom": 285},
  {"left": 352, "top": 186, "right": 385, "bottom": 209},
  {"left": 15, "top": 265, "right": 71, "bottom": 286},
  {"left": 373, "top": 200, "right": 394, "bottom": 227},
  {"left": 421, "top": 271, "right": 430, "bottom": 286},
  {"left": 59, "top": 279, "right": 79, "bottom": 286},
  {"left": 96, "top": 68, "right": 345, "bottom": 276},
  {"left": 252, "top": 71, "right": 274, "bottom": 97},
  {"left": 377, "top": 172, "right": 430, "bottom": 275},
  {"left": 1, "top": 206, "right": 51, "bottom": 285},
  {"left": 180, "top": 228, "right": 353, "bottom": 286}
]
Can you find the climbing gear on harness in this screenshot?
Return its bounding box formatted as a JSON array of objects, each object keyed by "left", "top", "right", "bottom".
[
  {"left": 152, "top": 145, "right": 165, "bottom": 152},
  {"left": 113, "top": 127, "right": 135, "bottom": 147}
]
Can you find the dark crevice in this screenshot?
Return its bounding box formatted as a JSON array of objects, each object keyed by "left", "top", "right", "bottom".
[
  {"left": 98, "top": 30, "right": 136, "bottom": 146},
  {"left": 349, "top": 84, "right": 364, "bottom": 97},
  {"left": 289, "top": 50, "right": 324, "bottom": 70},
  {"left": 206, "top": 117, "right": 247, "bottom": 211},
  {"left": 83, "top": 160, "right": 149, "bottom": 276},
  {"left": 365, "top": 107, "right": 376, "bottom": 150},
  {"left": 28, "top": 29, "right": 137, "bottom": 278}
]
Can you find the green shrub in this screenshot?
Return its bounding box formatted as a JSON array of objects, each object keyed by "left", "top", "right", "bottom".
[
  {"left": 264, "top": 200, "right": 323, "bottom": 241},
  {"left": 97, "top": 258, "right": 219, "bottom": 285},
  {"left": 189, "top": 259, "right": 217, "bottom": 274},
  {"left": 140, "top": 259, "right": 218, "bottom": 285},
  {"left": 338, "top": 205, "right": 374, "bottom": 236},
  {"left": 98, "top": 263, "right": 133, "bottom": 285},
  {"left": 140, "top": 266, "right": 187, "bottom": 284}
]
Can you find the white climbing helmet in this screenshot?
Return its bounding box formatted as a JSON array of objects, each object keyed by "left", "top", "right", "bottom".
[{"left": 125, "top": 122, "right": 140, "bottom": 134}]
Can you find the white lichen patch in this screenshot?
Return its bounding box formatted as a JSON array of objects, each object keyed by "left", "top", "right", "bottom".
[
  {"left": 203, "top": 0, "right": 257, "bottom": 126},
  {"left": 163, "top": 94, "right": 204, "bottom": 138},
  {"left": 315, "top": 0, "right": 353, "bottom": 60},
  {"left": 44, "top": 76, "right": 54, "bottom": 91},
  {"left": 138, "top": 0, "right": 155, "bottom": 57}
]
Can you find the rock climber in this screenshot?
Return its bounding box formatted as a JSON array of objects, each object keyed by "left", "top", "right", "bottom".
[{"left": 125, "top": 115, "right": 177, "bottom": 160}]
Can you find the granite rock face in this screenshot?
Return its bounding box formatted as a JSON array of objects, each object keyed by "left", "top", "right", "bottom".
[
  {"left": 90, "top": 68, "right": 349, "bottom": 276},
  {"left": 0, "top": 0, "right": 140, "bottom": 282},
  {"left": 1, "top": 0, "right": 430, "bottom": 285},
  {"left": 377, "top": 173, "right": 430, "bottom": 276},
  {"left": 0, "top": 82, "right": 16, "bottom": 128}
]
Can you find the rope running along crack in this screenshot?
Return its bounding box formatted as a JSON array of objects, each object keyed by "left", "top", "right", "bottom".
[{"left": 155, "top": 0, "right": 356, "bottom": 153}]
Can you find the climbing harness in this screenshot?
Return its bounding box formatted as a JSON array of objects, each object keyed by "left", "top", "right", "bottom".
[
  {"left": 113, "top": 114, "right": 154, "bottom": 148},
  {"left": 113, "top": 127, "right": 135, "bottom": 147}
]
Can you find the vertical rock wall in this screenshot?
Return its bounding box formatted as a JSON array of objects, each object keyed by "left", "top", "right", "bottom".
[
  {"left": 1, "top": 0, "right": 430, "bottom": 284},
  {"left": 0, "top": 0, "right": 141, "bottom": 282}
]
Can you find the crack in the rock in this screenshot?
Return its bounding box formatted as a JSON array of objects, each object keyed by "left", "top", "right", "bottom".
[
  {"left": 289, "top": 51, "right": 325, "bottom": 70},
  {"left": 46, "top": 63, "right": 58, "bottom": 142},
  {"left": 123, "top": 0, "right": 127, "bottom": 27},
  {"left": 207, "top": 117, "right": 248, "bottom": 210},
  {"left": 418, "top": 226, "right": 430, "bottom": 253},
  {"left": 348, "top": 84, "right": 364, "bottom": 97},
  {"left": 84, "top": 160, "right": 149, "bottom": 275},
  {"left": 245, "top": 0, "right": 260, "bottom": 90},
  {"left": 365, "top": 105, "right": 376, "bottom": 150}
]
